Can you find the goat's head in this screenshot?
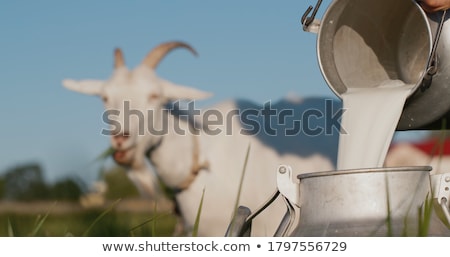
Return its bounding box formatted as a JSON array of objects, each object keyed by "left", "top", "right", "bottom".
[{"left": 63, "top": 41, "right": 211, "bottom": 166}]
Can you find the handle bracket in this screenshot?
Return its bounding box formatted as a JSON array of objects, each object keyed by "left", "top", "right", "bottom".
[
  {"left": 301, "top": 0, "right": 323, "bottom": 32},
  {"left": 431, "top": 173, "right": 450, "bottom": 227}
]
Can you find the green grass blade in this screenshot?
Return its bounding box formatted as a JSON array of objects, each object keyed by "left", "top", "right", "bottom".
[
  {"left": 152, "top": 202, "right": 157, "bottom": 236},
  {"left": 418, "top": 194, "right": 433, "bottom": 236},
  {"left": 229, "top": 143, "right": 251, "bottom": 236},
  {"left": 29, "top": 202, "right": 56, "bottom": 236},
  {"left": 7, "top": 218, "right": 14, "bottom": 237},
  {"left": 82, "top": 199, "right": 121, "bottom": 236},
  {"left": 192, "top": 188, "right": 206, "bottom": 237},
  {"left": 128, "top": 212, "right": 170, "bottom": 236},
  {"left": 384, "top": 175, "right": 393, "bottom": 237}
]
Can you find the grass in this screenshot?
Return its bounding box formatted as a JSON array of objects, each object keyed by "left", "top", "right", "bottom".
[
  {"left": 0, "top": 146, "right": 180, "bottom": 237},
  {"left": 192, "top": 188, "right": 205, "bottom": 237},
  {"left": 227, "top": 143, "right": 251, "bottom": 236},
  {"left": 81, "top": 199, "right": 121, "bottom": 236},
  {"left": 29, "top": 202, "right": 56, "bottom": 237},
  {"left": 0, "top": 204, "right": 177, "bottom": 237}
]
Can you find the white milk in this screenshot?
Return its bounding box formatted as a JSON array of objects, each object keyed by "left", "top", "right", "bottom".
[{"left": 337, "top": 80, "right": 414, "bottom": 170}]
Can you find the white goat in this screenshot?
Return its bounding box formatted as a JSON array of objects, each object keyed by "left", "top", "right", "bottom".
[{"left": 63, "top": 41, "right": 337, "bottom": 236}]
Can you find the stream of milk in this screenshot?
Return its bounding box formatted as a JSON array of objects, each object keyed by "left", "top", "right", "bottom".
[{"left": 336, "top": 80, "right": 414, "bottom": 170}]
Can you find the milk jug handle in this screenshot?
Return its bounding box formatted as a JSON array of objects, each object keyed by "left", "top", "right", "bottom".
[
  {"left": 224, "top": 191, "right": 280, "bottom": 237},
  {"left": 431, "top": 173, "right": 450, "bottom": 228},
  {"left": 421, "top": 10, "right": 447, "bottom": 90},
  {"left": 301, "top": 0, "right": 323, "bottom": 33},
  {"left": 438, "top": 199, "right": 450, "bottom": 226}
]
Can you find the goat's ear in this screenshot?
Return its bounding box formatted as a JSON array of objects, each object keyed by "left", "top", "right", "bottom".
[
  {"left": 161, "top": 79, "right": 212, "bottom": 100},
  {"left": 62, "top": 79, "right": 104, "bottom": 95}
]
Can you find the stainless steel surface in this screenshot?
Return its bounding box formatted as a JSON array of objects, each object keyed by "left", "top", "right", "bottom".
[
  {"left": 316, "top": 0, "right": 431, "bottom": 96},
  {"left": 398, "top": 11, "right": 450, "bottom": 129},
  {"left": 298, "top": 166, "right": 432, "bottom": 178},
  {"left": 304, "top": 0, "right": 450, "bottom": 129},
  {"left": 227, "top": 167, "right": 450, "bottom": 236}
]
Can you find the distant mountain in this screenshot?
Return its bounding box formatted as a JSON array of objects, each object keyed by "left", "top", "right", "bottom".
[
  {"left": 234, "top": 97, "right": 341, "bottom": 166},
  {"left": 169, "top": 96, "right": 342, "bottom": 166}
]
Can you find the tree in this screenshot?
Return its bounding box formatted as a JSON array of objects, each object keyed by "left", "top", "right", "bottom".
[
  {"left": 0, "top": 177, "right": 5, "bottom": 199},
  {"left": 2, "top": 163, "right": 49, "bottom": 201},
  {"left": 49, "top": 178, "right": 84, "bottom": 201}
]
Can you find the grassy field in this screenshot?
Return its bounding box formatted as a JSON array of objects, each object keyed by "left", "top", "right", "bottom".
[{"left": 0, "top": 200, "right": 177, "bottom": 237}]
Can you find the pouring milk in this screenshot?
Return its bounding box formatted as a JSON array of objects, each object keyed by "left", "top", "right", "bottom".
[
  {"left": 337, "top": 81, "right": 414, "bottom": 170},
  {"left": 307, "top": 0, "right": 433, "bottom": 171},
  {"left": 331, "top": 24, "right": 420, "bottom": 170}
]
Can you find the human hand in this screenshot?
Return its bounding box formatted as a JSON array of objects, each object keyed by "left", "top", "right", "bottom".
[{"left": 419, "top": 0, "right": 450, "bottom": 12}]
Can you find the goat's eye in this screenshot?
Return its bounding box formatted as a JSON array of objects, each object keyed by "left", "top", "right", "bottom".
[
  {"left": 102, "top": 96, "right": 108, "bottom": 102},
  {"left": 149, "top": 93, "right": 159, "bottom": 100}
]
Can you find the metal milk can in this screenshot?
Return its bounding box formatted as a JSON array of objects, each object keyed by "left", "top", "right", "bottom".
[
  {"left": 302, "top": 0, "right": 450, "bottom": 130},
  {"left": 226, "top": 166, "right": 450, "bottom": 236},
  {"left": 276, "top": 166, "right": 450, "bottom": 236}
]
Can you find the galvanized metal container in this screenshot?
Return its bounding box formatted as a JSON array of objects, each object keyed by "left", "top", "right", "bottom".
[
  {"left": 303, "top": 0, "right": 450, "bottom": 130},
  {"left": 286, "top": 166, "right": 450, "bottom": 236},
  {"left": 226, "top": 166, "right": 450, "bottom": 236}
]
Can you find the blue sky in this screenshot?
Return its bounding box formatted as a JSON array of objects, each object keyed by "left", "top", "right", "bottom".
[{"left": 0, "top": 0, "right": 428, "bottom": 184}]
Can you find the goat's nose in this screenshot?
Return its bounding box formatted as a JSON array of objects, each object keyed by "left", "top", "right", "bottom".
[{"left": 112, "top": 132, "right": 130, "bottom": 147}]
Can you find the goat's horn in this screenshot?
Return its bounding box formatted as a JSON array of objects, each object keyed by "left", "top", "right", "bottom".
[
  {"left": 142, "top": 41, "right": 197, "bottom": 69},
  {"left": 114, "top": 48, "right": 125, "bottom": 68}
]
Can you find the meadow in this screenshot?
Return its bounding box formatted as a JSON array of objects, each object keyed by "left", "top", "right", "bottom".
[
  {"left": 0, "top": 162, "right": 178, "bottom": 237},
  {"left": 0, "top": 200, "right": 177, "bottom": 237}
]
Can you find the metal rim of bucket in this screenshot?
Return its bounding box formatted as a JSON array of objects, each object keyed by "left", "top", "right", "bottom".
[
  {"left": 406, "top": 2, "right": 434, "bottom": 97},
  {"left": 316, "top": 0, "right": 341, "bottom": 98},
  {"left": 297, "top": 166, "right": 432, "bottom": 179},
  {"left": 316, "top": 0, "right": 433, "bottom": 99}
]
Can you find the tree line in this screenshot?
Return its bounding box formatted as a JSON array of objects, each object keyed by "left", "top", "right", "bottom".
[{"left": 0, "top": 162, "right": 141, "bottom": 202}]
